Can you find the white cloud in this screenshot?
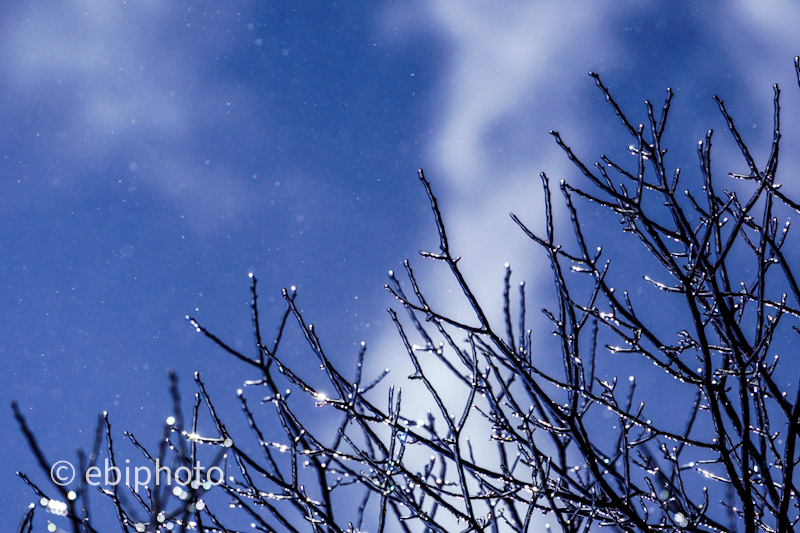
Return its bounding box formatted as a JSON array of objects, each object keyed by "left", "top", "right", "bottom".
[
  {"left": 0, "top": 1, "right": 267, "bottom": 227},
  {"left": 373, "top": 2, "right": 800, "bottom": 528}
]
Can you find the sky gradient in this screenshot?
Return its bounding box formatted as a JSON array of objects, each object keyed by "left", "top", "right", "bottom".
[{"left": 3, "top": 1, "right": 800, "bottom": 530}]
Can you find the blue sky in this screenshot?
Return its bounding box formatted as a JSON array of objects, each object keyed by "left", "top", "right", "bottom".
[{"left": 3, "top": 1, "right": 800, "bottom": 530}]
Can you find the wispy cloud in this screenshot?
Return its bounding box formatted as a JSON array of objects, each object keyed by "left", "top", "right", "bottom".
[
  {"left": 369, "top": 3, "right": 800, "bottom": 526},
  {"left": 0, "top": 1, "right": 271, "bottom": 228}
]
